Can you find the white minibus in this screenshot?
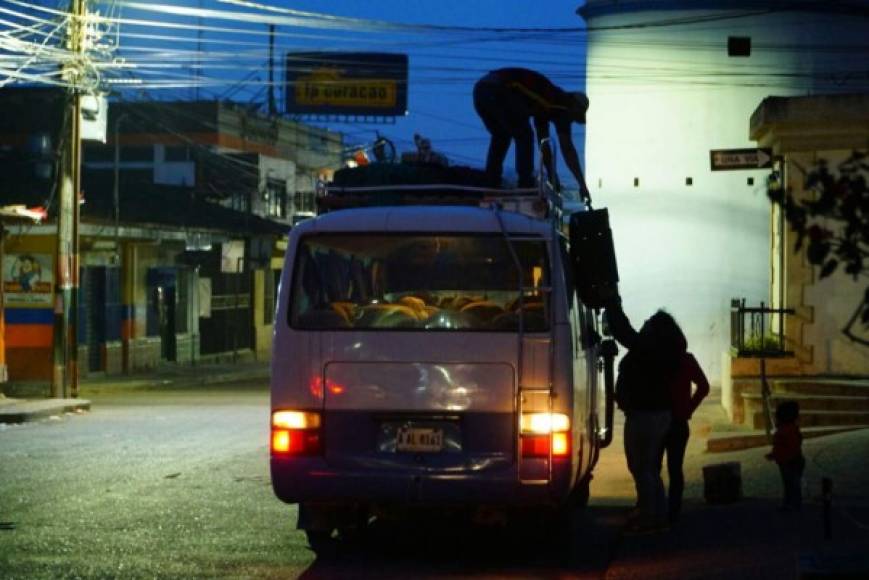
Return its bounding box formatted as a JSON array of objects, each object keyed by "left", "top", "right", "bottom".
[{"left": 270, "top": 186, "right": 616, "bottom": 552}]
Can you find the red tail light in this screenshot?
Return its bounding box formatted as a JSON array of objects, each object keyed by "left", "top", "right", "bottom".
[
  {"left": 271, "top": 411, "right": 322, "bottom": 456},
  {"left": 552, "top": 432, "right": 570, "bottom": 456},
  {"left": 521, "top": 435, "right": 550, "bottom": 457},
  {"left": 520, "top": 412, "right": 571, "bottom": 458},
  {"left": 521, "top": 433, "right": 571, "bottom": 458}
]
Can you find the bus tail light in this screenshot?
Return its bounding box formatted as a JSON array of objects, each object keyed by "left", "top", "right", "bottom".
[
  {"left": 521, "top": 412, "right": 570, "bottom": 458},
  {"left": 271, "top": 410, "right": 322, "bottom": 456}
]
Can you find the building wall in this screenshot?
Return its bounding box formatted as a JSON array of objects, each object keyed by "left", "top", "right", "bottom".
[
  {"left": 196, "top": 243, "right": 254, "bottom": 358},
  {"left": 253, "top": 155, "right": 296, "bottom": 221},
  {"left": 78, "top": 258, "right": 123, "bottom": 377},
  {"left": 581, "top": 4, "right": 869, "bottom": 381},
  {"left": 125, "top": 242, "right": 184, "bottom": 371},
  {"left": 749, "top": 93, "right": 869, "bottom": 377},
  {"left": 154, "top": 144, "right": 196, "bottom": 187},
  {"left": 783, "top": 149, "right": 868, "bottom": 376},
  {"left": 2, "top": 235, "right": 54, "bottom": 381},
  {"left": 253, "top": 269, "right": 272, "bottom": 360},
  {"left": 713, "top": 94, "right": 869, "bottom": 421},
  {"left": 174, "top": 268, "right": 200, "bottom": 364},
  {"left": 2, "top": 231, "right": 195, "bottom": 381}
]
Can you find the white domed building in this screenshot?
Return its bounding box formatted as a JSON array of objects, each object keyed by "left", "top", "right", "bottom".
[{"left": 578, "top": 0, "right": 869, "bottom": 380}]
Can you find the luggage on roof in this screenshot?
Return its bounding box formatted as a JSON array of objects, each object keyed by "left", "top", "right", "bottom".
[{"left": 331, "top": 162, "right": 493, "bottom": 189}]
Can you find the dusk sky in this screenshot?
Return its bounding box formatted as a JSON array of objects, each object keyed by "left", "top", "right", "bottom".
[{"left": 105, "top": 0, "right": 588, "bottom": 190}]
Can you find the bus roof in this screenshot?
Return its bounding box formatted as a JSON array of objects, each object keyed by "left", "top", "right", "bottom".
[{"left": 291, "top": 205, "right": 555, "bottom": 237}]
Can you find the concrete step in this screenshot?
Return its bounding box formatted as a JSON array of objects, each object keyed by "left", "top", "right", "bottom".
[
  {"left": 772, "top": 378, "right": 869, "bottom": 397},
  {"left": 743, "top": 393, "right": 869, "bottom": 415},
  {"left": 707, "top": 425, "right": 868, "bottom": 453},
  {"left": 752, "top": 409, "right": 869, "bottom": 430}
]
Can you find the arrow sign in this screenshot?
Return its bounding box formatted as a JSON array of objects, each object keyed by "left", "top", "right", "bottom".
[{"left": 710, "top": 148, "right": 773, "bottom": 171}]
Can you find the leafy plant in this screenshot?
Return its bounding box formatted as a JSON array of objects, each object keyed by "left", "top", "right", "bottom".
[
  {"left": 742, "top": 334, "right": 785, "bottom": 354},
  {"left": 767, "top": 151, "right": 868, "bottom": 346}
]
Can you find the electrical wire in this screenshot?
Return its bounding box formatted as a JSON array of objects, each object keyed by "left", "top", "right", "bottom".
[
  {"left": 4, "top": 0, "right": 869, "bottom": 168},
  {"left": 11, "top": 0, "right": 860, "bottom": 96},
  {"left": 0, "top": 12, "right": 66, "bottom": 87}
]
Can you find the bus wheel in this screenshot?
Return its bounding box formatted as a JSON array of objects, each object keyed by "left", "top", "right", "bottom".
[
  {"left": 305, "top": 529, "right": 338, "bottom": 557},
  {"left": 571, "top": 475, "right": 591, "bottom": 508}
]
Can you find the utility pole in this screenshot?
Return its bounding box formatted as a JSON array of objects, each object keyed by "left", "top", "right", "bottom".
[
  {"left": 0, "top": 223, "right": 6, "bottom": 385},
  {"left": 268, "top": 24, "right": 276, "bottom": 117},
  {"left": 52, "top": 0, "right": 86, "bottom": 398},
  {"left": 194, "top": 0, "right": 202, "bottom": 101}
]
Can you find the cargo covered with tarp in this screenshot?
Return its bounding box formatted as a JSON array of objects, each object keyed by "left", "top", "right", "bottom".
[{"left": 331, "top": 162, "right": 492, "bottom": 189}]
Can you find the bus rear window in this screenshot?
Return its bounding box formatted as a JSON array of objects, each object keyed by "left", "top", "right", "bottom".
[{"left": 289, "top": 234, "right": 549, "bottom": 331}]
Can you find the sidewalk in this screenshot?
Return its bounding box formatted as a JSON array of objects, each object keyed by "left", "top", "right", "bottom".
[
  {"left": 0, "top": 359, "right": 270, "bottom": 424},
  {"left": 606, "top": 497, "right": 869, "bottom": 579},
  {"left": 598, "top": 392, "right": 869, "bottom": 580}
]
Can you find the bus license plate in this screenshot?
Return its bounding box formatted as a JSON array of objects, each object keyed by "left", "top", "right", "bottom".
[{"left": 396, "top": 426, "right": 444, "bottom": 453}]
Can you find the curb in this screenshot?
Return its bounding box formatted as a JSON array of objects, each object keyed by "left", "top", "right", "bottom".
[
  {"left": 706, "top": 425, "right": 868, "bottom": 453},
  {"left": 78, "top": 365, "right": 270, "bottom": 391},
  {"left": 0, "top": 399, "right": 91, "bottom": 424},
  {"left": 0, "top": 363, "right": 269, "bottom": 424},
  {"left": 198, "top": 367, "right": 271, "bottom": 386}
]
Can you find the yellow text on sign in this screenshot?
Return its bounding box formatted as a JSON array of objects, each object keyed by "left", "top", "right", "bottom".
[{"left": 296, "top": 73, "right": 397, "bottom": 109}]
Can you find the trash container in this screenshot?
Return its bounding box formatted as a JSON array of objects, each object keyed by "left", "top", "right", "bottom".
[{"left": 703, "top": 461, "right": 742, "bottom": 504}]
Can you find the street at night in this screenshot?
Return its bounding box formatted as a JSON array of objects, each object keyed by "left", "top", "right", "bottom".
[
  {"left": 1, "top": 379, "right": 621, "bottom": 578},
  {"left": 3, "top": 375, "right": 868, "bottom": 579},
  {"left": 2, "top": 1, "right": 869, "bottom": 579}
]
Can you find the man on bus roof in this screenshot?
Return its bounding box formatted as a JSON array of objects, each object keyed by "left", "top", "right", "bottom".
[{"left": 473, "top": 67, "right": 591, "bottom": 203}]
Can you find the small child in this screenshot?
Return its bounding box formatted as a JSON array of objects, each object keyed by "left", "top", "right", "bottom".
[{"left": 765, "top": 401, "right": 805, "bottom": 511}]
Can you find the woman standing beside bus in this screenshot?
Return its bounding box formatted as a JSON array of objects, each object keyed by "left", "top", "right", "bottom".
[
  {"left": 664, "top": 349, "right": 709, "bottom": 523},
  {"left": 606, "top": 301, "right": 687, "bottom": 533}
]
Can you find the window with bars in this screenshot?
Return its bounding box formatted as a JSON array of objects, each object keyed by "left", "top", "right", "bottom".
[{"left": 264, "top": 179, "right": 286, "bottom": 218}]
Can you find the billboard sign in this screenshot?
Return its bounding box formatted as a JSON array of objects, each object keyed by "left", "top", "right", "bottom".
[{"left": 286, "top": 52, "right": 408, "bottom": 116}]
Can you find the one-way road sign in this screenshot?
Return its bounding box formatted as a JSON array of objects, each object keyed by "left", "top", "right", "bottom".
[{"left": 710, "top": 148, "right": 773, "bottom": 171}]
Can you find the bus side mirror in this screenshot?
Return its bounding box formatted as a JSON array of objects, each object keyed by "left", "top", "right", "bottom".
[{"left": 568, "top": 208, "right": 620, "bottom": 309}]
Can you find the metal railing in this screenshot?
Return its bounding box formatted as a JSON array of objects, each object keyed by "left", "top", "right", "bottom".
[{"left": 730, "top": 298, "right": 795, "bottom": 357}]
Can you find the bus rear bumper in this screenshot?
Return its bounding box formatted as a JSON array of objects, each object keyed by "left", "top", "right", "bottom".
[{"left": 271, "top": 457, "right": 573, "bottom": 507}]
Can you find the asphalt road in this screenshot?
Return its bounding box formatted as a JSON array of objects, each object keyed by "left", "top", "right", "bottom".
[{"left": 0, "top": 382, "right": 626, "bottom": 579}]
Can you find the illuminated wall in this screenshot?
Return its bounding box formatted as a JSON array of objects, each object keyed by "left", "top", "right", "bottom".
[{"left": 580, "top": 0, "right": 869, "bottom": 379}]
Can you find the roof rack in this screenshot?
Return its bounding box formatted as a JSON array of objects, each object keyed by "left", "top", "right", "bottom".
[{"left": 317, "top": 182, "right": 563, "bottom": 221}]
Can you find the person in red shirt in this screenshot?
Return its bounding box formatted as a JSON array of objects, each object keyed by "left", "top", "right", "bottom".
[
  {"left": 661, "top": 352, "right": 709, "bottom": 523},
  {"left": 766, "top": 401, "right": 805, "bottom": 511},
  {"left": 473, "top": 68, "right": 591, "bottom": 202}
]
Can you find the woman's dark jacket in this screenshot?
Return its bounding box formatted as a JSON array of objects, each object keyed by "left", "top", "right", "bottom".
[{"left": 607, "top": 303, "right": 677, "bottom": 412}]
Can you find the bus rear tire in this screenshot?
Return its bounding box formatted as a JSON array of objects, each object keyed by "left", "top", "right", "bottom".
[
  {"left": 304, "top": 529, "right": 338, "bottom": 558},
  {"left": 571, "top": 474, "right": 591, "bottom": 509}
]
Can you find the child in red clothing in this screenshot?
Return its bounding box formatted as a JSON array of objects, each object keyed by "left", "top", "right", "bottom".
[{"left": 766, "top": 401, "right": 805, "bottom": 511}]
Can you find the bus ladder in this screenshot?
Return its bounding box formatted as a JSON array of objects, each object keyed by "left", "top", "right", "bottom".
[{"left": 493, "top": 209, "right": 558, "bottom": 486}]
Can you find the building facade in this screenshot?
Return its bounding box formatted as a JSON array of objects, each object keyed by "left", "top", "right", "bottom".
[
  {"left": 578, "top": 0, "right": 869, "bottom": 381},
  {"left": 719, "top": 93, "right": 869, "bottom": 423},
  {"left": 1, "top": 93, "right": 344, "bottom": 385}
]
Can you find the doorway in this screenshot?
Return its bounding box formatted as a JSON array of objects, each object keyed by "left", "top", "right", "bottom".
[
  {"left": 82, "top": 266, "right": 106, "bottom": 372},
  {"left": 147, "top": 268, "right": 177, "bottom": 362}
]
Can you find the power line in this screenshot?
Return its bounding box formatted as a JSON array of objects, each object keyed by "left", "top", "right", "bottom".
[{"left": 7, "top": 0, "right": 867, "bottom": 95}]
